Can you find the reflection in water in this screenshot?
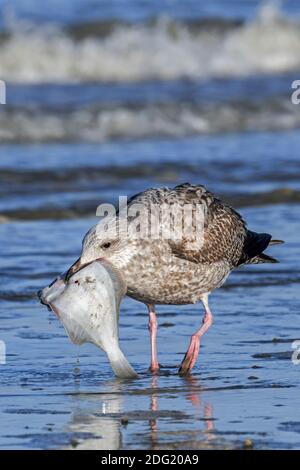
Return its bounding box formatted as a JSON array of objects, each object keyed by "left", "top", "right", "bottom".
[
  {"left": 67, "top": 379, "right": 124, "bottom": 450},
  {"left": 149, "top": 375, "right": 159, "bottom": 448},
  {"left": 66, "top": 373, "right": 215, "bottom": 450},
  {"left": 182, "top": 376, "right": 216, "bottom": 442}
]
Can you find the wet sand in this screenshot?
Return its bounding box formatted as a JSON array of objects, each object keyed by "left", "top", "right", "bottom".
[{"left": 0, "top": 201, "right": 299, "bottom": 449}]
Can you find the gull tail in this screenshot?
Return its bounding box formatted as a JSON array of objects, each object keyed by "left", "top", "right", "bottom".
[
  {"left": 239, "top": 232, "right": 284, "bottom": 265},
  {"left": 246, "top": 236, "right": 284, "bottom": 265},
  {"left": 269, "top": 239, "right": 284, "bottom": 246},
  {"left": 250, "top": 253, "right": 279, "bottom": 264}
]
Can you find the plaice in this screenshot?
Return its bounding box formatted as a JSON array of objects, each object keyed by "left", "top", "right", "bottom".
[{"left": 39, "top": 261, "right": 138, "bottom": 379}]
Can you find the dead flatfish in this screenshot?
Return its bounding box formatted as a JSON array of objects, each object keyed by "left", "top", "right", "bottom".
[{"left": 39, "top": 261, "right": 138, "bottom": 379}]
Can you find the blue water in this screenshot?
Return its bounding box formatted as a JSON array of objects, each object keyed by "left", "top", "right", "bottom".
[
  {"left": 0, "top": 0, "right": 300, "bottom": 450},
  {"left": 2, "top": 0, "right": 300, "bottom": 25}
]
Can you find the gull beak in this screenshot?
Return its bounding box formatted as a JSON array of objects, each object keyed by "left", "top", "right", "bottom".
[
  {"left": 65, "top": 257, "right": 83, "bottom": 281},
  {"left": 65, "top": 256, "right": 107, "bottom": 282}
]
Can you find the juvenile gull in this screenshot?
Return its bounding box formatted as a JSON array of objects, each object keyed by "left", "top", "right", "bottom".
[{"left": 67, "top": 183, "right": 283, "bottom": 375}]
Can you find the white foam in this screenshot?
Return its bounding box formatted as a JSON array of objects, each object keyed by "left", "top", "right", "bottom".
[
  {"left": 1, "top": 6, "right": 300, "bottom": 83},
  {"left": 0, "top": 99, "right": 299, "bottom": 142}
]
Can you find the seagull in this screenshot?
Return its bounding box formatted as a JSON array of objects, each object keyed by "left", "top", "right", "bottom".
[{"left": 66, "top": 183, "right": 283, "bottom": 375}]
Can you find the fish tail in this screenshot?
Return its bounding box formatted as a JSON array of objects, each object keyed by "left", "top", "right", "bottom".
[{"left": 107, "top": 348, "right": 138, "bottom": 379}]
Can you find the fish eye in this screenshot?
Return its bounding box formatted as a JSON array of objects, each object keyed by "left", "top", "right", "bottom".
[{"left": 102, "top": 242, "right": 111, "bottom": 249}]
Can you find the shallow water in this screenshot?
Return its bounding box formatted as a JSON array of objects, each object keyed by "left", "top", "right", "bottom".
[
  {"left": 0, "top": 183, "right": 299, "bottom": 449},
  {"left": 1, "top": 0, "right": 300, "bottom": 451}
]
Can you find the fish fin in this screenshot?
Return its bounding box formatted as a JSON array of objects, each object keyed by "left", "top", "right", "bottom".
[{"left": 99, "top": 260, "right": 127, "bottom": 306}]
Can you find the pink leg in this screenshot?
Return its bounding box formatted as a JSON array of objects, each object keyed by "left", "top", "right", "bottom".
[
  {"left": 147, "top": 304, "right": 160, "bottom": 373},
  {"left": 179, "top": 295, "right": 213, "bottom": 375}
]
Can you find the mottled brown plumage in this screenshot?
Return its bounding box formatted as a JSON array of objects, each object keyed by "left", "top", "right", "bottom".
[{"left": 67, "top": 183, "right": 283, "bottom": 374}]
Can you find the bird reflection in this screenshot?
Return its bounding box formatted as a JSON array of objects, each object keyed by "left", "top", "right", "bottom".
[
  {"left": 67, "top": 379, "right": 124, "bottom": 450},
  {"left": 67, "top": 372, "right": 215, "bottom": 449},
  {"left": 149, "top": 375, "right": 159, "bottom": 448},
  {"left": 183, "top": 375, "right": 215, "bottom": 439},
  {"left": 147, "top": 373, "right": 216, "bottom": 447}
]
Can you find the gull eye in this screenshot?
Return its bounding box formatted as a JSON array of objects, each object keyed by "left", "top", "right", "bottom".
[{"left": 102, "top": 242, "right": 111, "bottom": 249}]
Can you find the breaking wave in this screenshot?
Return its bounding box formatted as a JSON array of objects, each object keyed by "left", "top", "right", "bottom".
[
  {"left": 1, "top": 4, "right": 300, "bottom": 83},
  {"left": 0, "top": 98, "right": 298, "bottom": 143}
]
